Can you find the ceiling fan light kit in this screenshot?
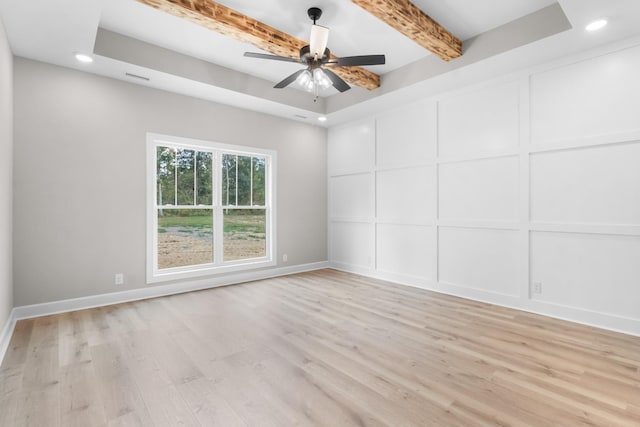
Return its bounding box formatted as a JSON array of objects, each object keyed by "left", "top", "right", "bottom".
[
  {"left": 298, "top": 68, "right": 332, "bottom": 92},
  {"left": 244, "top": 6, "right": 386, "bottom": 100}
]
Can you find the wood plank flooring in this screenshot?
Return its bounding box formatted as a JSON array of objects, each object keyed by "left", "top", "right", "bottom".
[{"left": 1, "top": 269, "right": 640, "bottom": 426}]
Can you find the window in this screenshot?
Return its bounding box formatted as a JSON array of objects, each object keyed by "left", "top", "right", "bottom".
[{"left": 147, "top": 133, "right": 276, "bottom": 283}]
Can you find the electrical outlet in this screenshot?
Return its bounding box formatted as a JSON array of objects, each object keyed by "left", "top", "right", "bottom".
[
  {"left": 532, "top": 281, "right": 542, "bottom": 294},
  {"left": 115, "top": 273, "right": 124, "bottom": 285},
  {"left": 282, "top": 254, "right": 288, "bottom": 262}
]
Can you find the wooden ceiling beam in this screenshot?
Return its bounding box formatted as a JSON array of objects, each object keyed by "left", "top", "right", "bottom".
[
  {"left": 352, "top": 0, "right": 462, "bottom": 61},
  {"left": 136, "top": 0, "right": 381, "bottom": 90}
]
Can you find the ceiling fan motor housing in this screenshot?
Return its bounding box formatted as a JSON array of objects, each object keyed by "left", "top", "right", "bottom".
[{"left": 300, "top": 45, "right": 330, "bottom": 67}]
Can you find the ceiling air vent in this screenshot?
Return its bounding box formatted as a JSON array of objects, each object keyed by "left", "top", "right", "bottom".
[{"left": 125, "top": 72, "right": 150, "bottom": 81}]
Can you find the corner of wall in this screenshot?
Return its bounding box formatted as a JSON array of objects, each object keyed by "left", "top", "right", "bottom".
[{"left": 0, "top": 15, "right": 15, "bottom": 362}]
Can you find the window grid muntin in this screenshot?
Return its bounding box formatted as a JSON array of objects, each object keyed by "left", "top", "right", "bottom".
[{"left": 149, "top": 136, "right": 274, "bottom": 281}]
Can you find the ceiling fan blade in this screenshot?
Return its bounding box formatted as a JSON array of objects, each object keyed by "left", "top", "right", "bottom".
[
  {"left": 309, "top": 25, "right": 329, "bottom": 59},
  {"left": 322, "top": 68, "right": 351, "bottom": 92},
  {"left": 328, "top": 55, "right": 386, "bottom": 67},
  {"left": 274, "top": 69, "right": 306, "bottom": 89},
  {"left": 244, "top": 52, "right": 300, "bottom": 63}
]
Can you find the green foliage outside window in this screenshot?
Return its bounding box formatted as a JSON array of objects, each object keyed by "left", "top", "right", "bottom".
[
  {"left": 155, "top": 144, "right": 269, "bottom": 269},
  {"left": 222, "top": 154, "right": 266, "bottom": 207}
]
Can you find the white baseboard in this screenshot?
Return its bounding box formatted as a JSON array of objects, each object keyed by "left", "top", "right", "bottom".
[
  {"left": 5, "top": 259, "right": 636, "bottom": 364},
  {"left": 330, "top": 262, "right": 640, "bottom": 338},
  {"left": 12, "top": 261, "right": 329, "bottom": 321},
  {"left": 330, "top": 263, "right": 436, "bottom": 290},
  {"left": 437, "top": 280, "right": 640, "bottom": 338},
  {"left": 0, "top": 310, "right": 17, "bottom": 366},
  {"left": 0, "top": 261, "right": 328, "bottom": 365}
]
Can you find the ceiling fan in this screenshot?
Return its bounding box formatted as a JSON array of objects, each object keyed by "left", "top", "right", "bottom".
[{"left": 243, "top": 7, "right": 385, "bottom": 98}]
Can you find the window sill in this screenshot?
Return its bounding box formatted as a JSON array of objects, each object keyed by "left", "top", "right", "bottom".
[{"left": 147, "top": 258, "right": 276, "bottom": 284}]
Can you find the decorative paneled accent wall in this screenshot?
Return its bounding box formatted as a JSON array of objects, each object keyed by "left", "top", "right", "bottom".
[{"left": 328, "top": 42, "right": 640, "bottom": 335}]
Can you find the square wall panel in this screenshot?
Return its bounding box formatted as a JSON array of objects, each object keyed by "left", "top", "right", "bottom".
[
  {"left": 377, "top": 224, "right": 433, "bottom": 279},
  {"left": 531, "top": 232, "right": 640, "bottom": 319},
  {"left": 439, "top": 227, "right": 519, "bottom": 297},
  {"left": 376, "top": 100, "right": 434, "bottom": 168},
  {"left": 328, "top": 120, "right": 375, "bottom": 176},
  {"left": 531, "top": 45, "right": 640, "bottom": 145},
  {"left": 438, "top": 81, "right": 519, "bottom": 158},
  {"left": 376, "top": 167, "right": 433, "bottom": 222},
  {"left": 439, "top": 156, "right": 519, "bottom": 221},
  {"left": 531, "top": 142, "right": 640, "bottom": 225},
  {"left": 330, "top": 221, "right": 373, "bottom": 267},
  {"left": 329, "top": 174, "right": 373, "bottom": 219}
]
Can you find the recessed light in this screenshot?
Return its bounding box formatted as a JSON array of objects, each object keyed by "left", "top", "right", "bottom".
[
  {"left": 74, "top": 53, "right": 93, "bottom": 63},
  {"left": 318, "top": 116, "right": 327, "bottom": 122},
  {"left": 585, "top": 19, "right": 607, "bottom": 32}
]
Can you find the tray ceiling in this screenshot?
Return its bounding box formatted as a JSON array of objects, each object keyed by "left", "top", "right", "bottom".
[{"left": 1, "top": 0, "right": 640, "bottom": 125}]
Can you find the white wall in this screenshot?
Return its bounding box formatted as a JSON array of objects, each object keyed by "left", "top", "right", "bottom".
[
  {"left": 0, "top": 18, "right": 13, "bottom": 341},
  {"left": 328, "top": 40, "right": 640, "bottom": 335},
  {"left": 13, "top": 58, "right": 327, "bottom": 306}
]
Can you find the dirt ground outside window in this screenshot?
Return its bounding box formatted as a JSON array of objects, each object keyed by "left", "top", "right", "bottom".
[{"left": 157, "top": 213, "right": 266, "bottom": 269}]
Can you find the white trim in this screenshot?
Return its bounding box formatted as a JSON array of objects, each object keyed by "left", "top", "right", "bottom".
[
  {"left": 11, "top": 262, "right": 328, "bottom": 322},
  {"left": 327, "top": 37, "right": 640, "bottom": 340},
  {"left": 437, "top": 220, "right": 520, "bottom": 231},
  {"left": 371, "top": 269, "right": 434, "bottom": 290},
  {"left": 330, "top": 263, "right": 640, "bottom": 338},
  {"left": 529, "top": 222, "right": 640, "bottom": 237},
  {"left": 0, "top": 310, "right": 17, "bottom": 365},
  {"left": 438, "top": 280, "right": 640, "bottom": 338},
  {"left": 146, "top": 133, "right": 277, "bottom": 284},
  {"left": 439, "top": 279, "right": 519, "bottom": 299},
  {"left": 373, "top": 163, "right": 436, "bottom": 174},
  {"left": 1, "top": 262, "right": 327, "bottom": 365},
  {"left": 329, "top": 217, "right": 374, "bottom": 225},
  {"left": 328, "top": 170, "right": 374, "bottom": 179},
  {"left": 437, "top": 150, "right": 520, "bottom": 165},
  {"left": 529, "top": 130, "right": 640, "bottom": 154},
  {"left": 329, "top": 262, "right": 376, "bottom": 279},
  {"left": 374, "top": 218, "right": 433, "bottom": 227},
  {"left": 148, "top": 258, "right": 277, "bottom": 283}
]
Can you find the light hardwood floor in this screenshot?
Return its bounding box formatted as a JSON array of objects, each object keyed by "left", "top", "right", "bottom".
[{"left": 1, "top": 269, "right": 640, "bottom": 426}]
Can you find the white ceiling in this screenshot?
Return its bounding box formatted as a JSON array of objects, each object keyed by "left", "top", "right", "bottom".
[
  {"left": 97, "top": 0, "right": 556, "bottom": 80},
  {"left": 1, "top": 0, "right": 640, "bottom": 126}
]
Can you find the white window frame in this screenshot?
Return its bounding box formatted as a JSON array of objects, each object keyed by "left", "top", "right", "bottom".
[{"left": 146, "top": 133, "right": 276, "bottom": 283}]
